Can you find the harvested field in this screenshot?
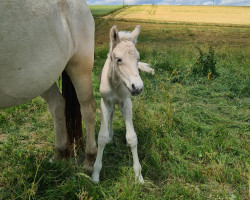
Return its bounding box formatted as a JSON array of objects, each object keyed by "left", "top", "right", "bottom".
[
  {"left": 89, "top": 5, "right": 123, "bottom": 16},
  {"left": 109, "top": 5, "right": 250, "bottom": 25}
]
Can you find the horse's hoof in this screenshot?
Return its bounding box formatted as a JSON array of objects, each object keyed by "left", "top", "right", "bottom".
[
  {"left": 83, "top": 163, "right": 93, "bottom": 172},
  {"left": 83, "top": 152, "right": 97, "bottom": 172},
  {"left": 54, "top": 147, "right": 70, "bottom": 160}
]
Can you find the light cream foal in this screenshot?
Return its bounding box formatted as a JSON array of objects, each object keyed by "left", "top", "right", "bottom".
[{"left": 92, "top": 25, "right": 154, "bottom": 183}]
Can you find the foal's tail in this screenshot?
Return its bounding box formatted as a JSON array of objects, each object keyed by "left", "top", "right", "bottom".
[
  {"left": 62, "top": 70, "right": 83, "bottom": 153},
  {"left": 138, "top": 62, "right": 155, "bottom": 75}
]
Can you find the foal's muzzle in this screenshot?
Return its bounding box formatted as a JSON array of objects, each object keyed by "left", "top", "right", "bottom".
[{"left": 131, "top": 83, "right": 143, "bottom": 96}]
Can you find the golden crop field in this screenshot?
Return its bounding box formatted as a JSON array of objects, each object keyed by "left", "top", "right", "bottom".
[{"left": 109, "top": 5, "right": 250, "bottom": 25}]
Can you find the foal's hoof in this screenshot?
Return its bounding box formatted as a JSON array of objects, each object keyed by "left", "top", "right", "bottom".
[
  {"left": 92, "top": 174, "right": 100, "bottom": 184},
  {"left": 135, "top": 175, "right": 144, "bottom": 184}
]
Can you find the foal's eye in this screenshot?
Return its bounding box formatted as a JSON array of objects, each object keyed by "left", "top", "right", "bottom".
[{"left": 116, "top": 58, "right": 122, "bottom": 63}]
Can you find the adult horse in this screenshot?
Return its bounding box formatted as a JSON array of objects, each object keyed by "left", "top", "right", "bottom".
[{"left": 0, "top": 0, "right": 97, "bottom": 169}]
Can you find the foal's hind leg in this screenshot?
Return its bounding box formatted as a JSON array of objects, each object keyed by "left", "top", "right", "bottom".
[
  {"left": 66, "top": 56, "right": 97, "bottom": 171},
  {"left": 108, "top": 109, "right": 114, "bottom": 142},
  {"left": 119, "top": 98, "right": 144, "bottom": 183},
  {"left": 41, "top": 83, "right": 69, "bottom": 159}
]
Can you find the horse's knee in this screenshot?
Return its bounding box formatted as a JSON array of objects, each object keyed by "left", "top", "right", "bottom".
[{"left": 84, "top": 96, "right": 96, "bottom": 115}]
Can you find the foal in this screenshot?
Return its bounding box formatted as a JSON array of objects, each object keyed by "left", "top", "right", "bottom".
[{"left": 92, "top": 25, "right": 154, "bottom": 183}]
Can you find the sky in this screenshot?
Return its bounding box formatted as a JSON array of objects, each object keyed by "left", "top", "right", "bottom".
[{"left": 87, "top": 0, "right": 250, "bottom": 6}]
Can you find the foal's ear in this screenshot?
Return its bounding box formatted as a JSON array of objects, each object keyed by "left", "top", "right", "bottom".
[
  {"left": 131, "top": 25, "right": 140, "bottom": 44},
  {"left": 110, "top": 25, "right": 120, "bottom": 50}
]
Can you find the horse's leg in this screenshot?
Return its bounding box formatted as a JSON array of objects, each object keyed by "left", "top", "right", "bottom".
[
  {"left": 119, "top": 98, "right": 144, "bottom": 183},
  {"left": 41, "top": 83, "right": 69, "bottom": 159},
  {"left": 65, "top": 57, "right": 97, "bottom": 170},
  {"left": 92, "top": 98, "right": 113, "bottom": 183}
]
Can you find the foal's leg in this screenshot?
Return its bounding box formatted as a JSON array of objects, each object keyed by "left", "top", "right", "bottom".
[
  {"left": 119, "top": 98, "right": 144, "bottom": 183},
  {"left": 41, "top": 83, "right": 69, "bottom": 159},
  {"left": 92, "top": 98, "right": 113, "bottom": 183},
  {"left": 66, "top": 56, "right": 97, "bottom": 170},
  {"left": 109, "top": 109, "right": 114, "bottom": 141}
]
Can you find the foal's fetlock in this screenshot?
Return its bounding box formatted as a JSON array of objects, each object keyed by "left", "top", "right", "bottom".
[
  {"left": 92, "top": 163, "right": 102, "bottom": 183},
  {"left": 108, "top": 130, "right": 114, "bottom": 142},
  {"left": 135, "top": 174, "right": 144, "bottom": 184}
]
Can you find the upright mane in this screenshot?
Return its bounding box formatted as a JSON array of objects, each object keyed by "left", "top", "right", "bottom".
[
  {"left": 109, "top": 31, "right": 137, "bottom": 56},
  {"left": 119, "top": 31, "right": 137, "bottom": 42}
]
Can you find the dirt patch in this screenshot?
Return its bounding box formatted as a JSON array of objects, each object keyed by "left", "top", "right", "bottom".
[{"left": 0, "top": 133, "right": 8, "bottom": 142}]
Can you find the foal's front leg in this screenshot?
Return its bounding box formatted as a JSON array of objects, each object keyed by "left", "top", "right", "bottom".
[
  {"left": 92, "top": 98, "right": 114, "bottom": 183},
  {"left": 119, "top": 98, "right": 144, "bottom": 183}
]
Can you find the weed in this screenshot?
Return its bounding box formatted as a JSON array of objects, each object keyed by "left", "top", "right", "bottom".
[{"left": 192, "top": 46, "right": 218, "bottom": 78}]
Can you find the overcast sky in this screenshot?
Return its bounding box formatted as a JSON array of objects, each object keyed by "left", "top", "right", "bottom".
[{"left": 87, "top": 0, "right": 250, "bottom": 6}]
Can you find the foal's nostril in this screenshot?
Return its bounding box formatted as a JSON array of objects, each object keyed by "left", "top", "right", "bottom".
[{"left": 132, "top": 84, "right": 135, "bottom": 90}]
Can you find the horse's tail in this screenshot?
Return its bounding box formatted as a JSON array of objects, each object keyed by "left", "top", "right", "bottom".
[{"left": 62, "top": 70, "right": 83, "bottom": 153}]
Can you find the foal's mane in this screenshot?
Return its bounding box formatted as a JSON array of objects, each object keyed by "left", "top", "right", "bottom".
[{"left": 108, "top": 31, "right": 136, "bottom": 58}]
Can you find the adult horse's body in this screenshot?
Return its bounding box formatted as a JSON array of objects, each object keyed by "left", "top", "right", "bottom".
[{"left": 0, "top": 0, "right": 97, "bottom": 169}]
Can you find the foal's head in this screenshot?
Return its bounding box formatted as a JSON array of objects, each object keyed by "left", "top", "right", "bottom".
[{"left": 109, "top": 25, "right": 143, "bottom": 96}]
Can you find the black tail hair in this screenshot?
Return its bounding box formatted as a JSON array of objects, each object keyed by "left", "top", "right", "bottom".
[{"left": 62, "top": 70, "right": 83, "bottom": 153}]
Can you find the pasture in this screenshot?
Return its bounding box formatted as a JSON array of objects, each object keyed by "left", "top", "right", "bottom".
[
  {"left": 89, "top": 5, "right": 124, "bottom": 16},
  {"left": 0, "top": 5, "right": 249, "bottom": 200}
]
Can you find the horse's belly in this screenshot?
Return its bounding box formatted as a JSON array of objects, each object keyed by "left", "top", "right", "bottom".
[
  {"left": 0, "top": 0, "right": 74, "bottom": 107},
  {"left": 0, "top": 93, "right": 30, "bottom": 109},
  {"left": 0, "top": 57, "right": 66, "bottom": 108}
]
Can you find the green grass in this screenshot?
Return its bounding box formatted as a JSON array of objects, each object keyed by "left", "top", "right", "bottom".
[
  {"left": 0, "top": 18, "right": 249, "bottom": 199},
  {"left": 89, "top": 5, "right": 124, "bottom": 17}
]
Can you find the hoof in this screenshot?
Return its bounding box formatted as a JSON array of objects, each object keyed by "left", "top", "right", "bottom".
[
  {"left": 135, "top": 175, "right": 144, "bottom": 184},
  {"left": 83, "top": 152, "right": 97, "bottom": 172},
  {"left": 92, "top": 177, "right": 100, "bottom": 184},
  {"left": 83, "top": 164, "right": 93, "bottom": 172},
  {"left": 54, "top": 148, "right": 70, "bottom": 160},
  {"left": 92, "top": 173, "right": 100, "bottom": 183}
]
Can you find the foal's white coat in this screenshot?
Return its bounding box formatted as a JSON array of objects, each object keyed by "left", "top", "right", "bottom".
[
  {"left": 92, "top": 25, "right": 154, "bottom": 183},
  {"left": 0, "top": 0, "right": 97, "bottom": 167}
]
